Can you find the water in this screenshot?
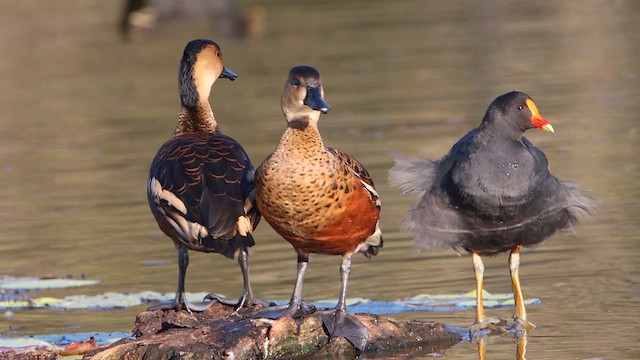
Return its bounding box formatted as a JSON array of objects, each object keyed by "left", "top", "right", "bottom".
[{"left": 0, "top": 1, "right": 638, "bottom": 358}]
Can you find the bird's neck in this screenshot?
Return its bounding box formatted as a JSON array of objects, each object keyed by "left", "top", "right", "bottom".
[
  {"left": 478, "top": 120, "right": 524, "bottom": 143},
  {"left": 173, "top": 100, "right": 219, "bottom": 137},
  {"left": 273, "top": 117, "right": 325, "bottom": 157}
]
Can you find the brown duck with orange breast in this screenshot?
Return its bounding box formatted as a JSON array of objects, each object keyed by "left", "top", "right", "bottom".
[
  {"left": 147, "top": 39, "right": 263, "bottom": 313},
  {"left": 252, "top": 66, "right": 382, "bottom": 351}
]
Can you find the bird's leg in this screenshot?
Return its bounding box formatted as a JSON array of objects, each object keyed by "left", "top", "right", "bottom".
[
  {"left": 469, "top": 252, "right": 503, "bottom": 332},
  {"left": 204, "top": 249, "right": 272, "bottom": 310},
  {"left": 509, "top": 245, "right": 535, "bottom": 331},
  {"left": 148, "top": 245, "right": 214, "bottom": 312},
  {"left": 249, "top": 252, "right": 315, "bottom": 319},
  {"left": 476, "top": 336, "right": 487, "bottom": 360},
  {"left": 516, "top": 332, "right": 528, "bottom": 360},
  {"left": 319, "top": 254, "right": 369, "bottom": 351},
  {"left": 473, "top": 252, "right": 486, "bottom": 324},
  {"left": 235, "top": 248, "right": 271, "bottom": 308}
]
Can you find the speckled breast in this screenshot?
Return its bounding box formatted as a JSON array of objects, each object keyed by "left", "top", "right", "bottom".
[{"left": 256, "top": 152, "right": 378, "bottom": 256}]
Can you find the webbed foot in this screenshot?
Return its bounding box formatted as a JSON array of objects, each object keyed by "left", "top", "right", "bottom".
[
  {"left": 203, "top": 292, "right": 274, "bottom": 311},
  {"left": 319, "top": 309, "right": 368, "bottom": 351},
  {"left": 147, "top": 292, "right": 215, "bottom": 313},
  {"left": 248, "top": 301, "right": 316, "bottom": 319}
]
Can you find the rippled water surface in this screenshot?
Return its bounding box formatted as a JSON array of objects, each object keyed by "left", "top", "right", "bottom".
[{"left": 0, "top": 1, "right": 638, "bottom": 359}]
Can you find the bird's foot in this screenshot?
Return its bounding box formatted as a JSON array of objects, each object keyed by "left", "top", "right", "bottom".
[
  {"left": 507, "top": 317, "right": 536, "bottom": 336},
  {"left": 147, "top": 292, "right": 215, "bottom": 313},
  {"left": 319, "top": 309, "right": 368, "bottom": 351},
  {"left": 469, "top": 317, "right": 509, "bottom": 336},
  {"left": 203, "top": 292, "right": 274, "bottom": 312},
  {"left": 248, "top": 301, "right": 316, "bottom": 320}
]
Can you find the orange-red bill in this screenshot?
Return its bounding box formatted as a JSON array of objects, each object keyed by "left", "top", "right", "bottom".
[{"left": 525, "top": 98, "right": 554, "bottom": 133}]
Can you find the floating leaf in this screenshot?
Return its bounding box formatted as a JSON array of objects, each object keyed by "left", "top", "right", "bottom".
[
  {"left": 0, "top": 332, "right": 131, "bottom": 350},
  {"left": 0, "top": 277, "right": 100, "bottom": 290},
  {"left": 0, "top": 290, "right": 539, "bottom": 313}
]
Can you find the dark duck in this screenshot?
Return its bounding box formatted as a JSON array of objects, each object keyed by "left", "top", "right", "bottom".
[{"left": 147, "top": 39, "right": 262, "bottom": 312}]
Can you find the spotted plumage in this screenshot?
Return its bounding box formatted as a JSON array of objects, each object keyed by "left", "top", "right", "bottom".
[
  {"left": 147, "top": 39, "right": 261, "bottom": 313},
  {"left": 251, "top": 66, "right": 382, "bottom": 350}
]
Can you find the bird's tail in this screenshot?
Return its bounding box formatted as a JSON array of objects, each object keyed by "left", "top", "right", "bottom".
[{"left": 388, "top": 157, "right": 439, "bottom": 194}]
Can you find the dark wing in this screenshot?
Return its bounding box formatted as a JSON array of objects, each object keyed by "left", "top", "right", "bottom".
[
  {"left": 326, "top": 147, "right": 383, "bottom": 257},
  {"left": 326, "top": 147, "right": 375, "bottom": 188},
  {"left": 148, "top": 134, "right": 259, "bottom": 257}
]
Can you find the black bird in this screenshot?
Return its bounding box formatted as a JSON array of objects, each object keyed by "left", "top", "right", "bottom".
[
  {"left": 147, "top": 39, "right": 261, "bottom": 312},
  {"left": 389, "top": 91, "right": 597, "bottom": 331}
]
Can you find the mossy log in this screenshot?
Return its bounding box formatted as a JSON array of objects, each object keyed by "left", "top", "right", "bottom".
[{"left": 86, "top": 302, "right": 467, "bottom": 359}]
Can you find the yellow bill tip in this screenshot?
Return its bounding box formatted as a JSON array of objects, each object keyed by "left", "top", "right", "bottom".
[{"left": 541, "top": 123, "right": 555, "bottom": 133}]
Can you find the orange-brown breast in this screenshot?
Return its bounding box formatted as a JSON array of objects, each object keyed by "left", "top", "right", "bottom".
[{"left": 256, "top": 144, "right": 379, "bottom": 256}]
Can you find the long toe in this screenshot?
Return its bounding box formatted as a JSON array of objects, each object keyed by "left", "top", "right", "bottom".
[
  {"left": 176, "top": 292, "right": 216, "bottom": 312},
  {"left": 235, "top": 293, "right": 276, "bottom": 311},
  {"left": 146, "top": 301, "right": 181, "bottom": 312},
  {"left": 184, "top": 300, "right": 217, "bottom": 312},
  {"left": 469, "top": 317, "right": 508, "bottom": 335},
  {"left": 203, "top": 292, "right": 242, "bottom": 307},
  {"left": 511, "top": 317, "right": 536, "bottom": 335},
  {"left": 147, "top": 292, "right": 189, "bottom": 312},
  {"left": 320, "top": 309, "right": 368, "bottom": 351},
  {"left": 147, "top": 292, "right": 216, "bottom": 313}
]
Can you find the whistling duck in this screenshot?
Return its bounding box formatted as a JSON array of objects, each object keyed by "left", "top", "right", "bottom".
[
  {"left": 147, "top": 39, "right": 261, "bottom": 312},
  {"left": 251, "top": 66, "right": 382, "bottom": 350},
  {"left": 119, "top": 0, "right": 253, "bottom": 41},
  {"left": 389, "top": 91, "right": 597, "bottom": 332}
]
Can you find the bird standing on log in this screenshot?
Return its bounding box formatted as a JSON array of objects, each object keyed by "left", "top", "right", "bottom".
[
  {"left": 252, "top": 66, "right": 383, "bottom": 350},
  {"left": 147, "top": 39, "right": 261, "bottom": 312}
]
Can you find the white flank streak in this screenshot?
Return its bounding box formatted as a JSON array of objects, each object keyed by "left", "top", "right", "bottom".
[
  {"left": 149, "top": 177, "right": 208, "bottom": 241},
  {"left": 244, "top": 197, "right": 253, "bottom": 214},
  {"left": 149, "top": 177, "right": 187, "bottom": 214},
  {"left": 346, "top": 168, "right": 381, "bottom": 206},
  {"left": 236, "top": 215, "right": 252, "bottom": 236},
  {"left": 361, "top": 179, "right": 381, "bottom": 206}
]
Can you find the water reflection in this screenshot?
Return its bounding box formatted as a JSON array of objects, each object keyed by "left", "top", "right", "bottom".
[{"left": 476, "top": 334, "right": 527, "bottom": 360}]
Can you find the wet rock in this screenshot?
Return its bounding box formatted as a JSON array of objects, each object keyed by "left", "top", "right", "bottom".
[{"left": 85, "top": 302, "right": 466, "bottom": 359}]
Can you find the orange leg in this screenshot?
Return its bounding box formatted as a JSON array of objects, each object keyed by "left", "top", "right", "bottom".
[
  {"left": 509, "top": 245, "right": 535, "bottom": 330},
  {"left": 476, "top": 336, "right": 486, "bottom": 360},
  {"left": 516, "top": 332, "right": 528, "bottom": 360},
  {"left": 472, "top": 252, "right": 486, "bottom": 324}
]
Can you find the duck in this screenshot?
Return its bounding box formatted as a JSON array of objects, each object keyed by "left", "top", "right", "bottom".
[
  {"left": 119, "top": 0, "right": 258, "bottom": 41},
  {"left": 389, "top": 91, "right": 597, "bottom": 332},
  {"left": 147, "top": 39, "right": 262, "bottom": 312},
  {"left": 252, "top": 66, "right": 383, "bottom": 350}
]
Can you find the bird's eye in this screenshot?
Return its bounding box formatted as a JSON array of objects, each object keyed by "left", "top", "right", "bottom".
[
  {"left": 216, "top": 50, "right": 222, "bottom": 58},
  {"left": 517, "top": 105, "right": 524, "bottom": 111},
  {"left": 292, "top": 79, "right": 301, "bottom": 87}
]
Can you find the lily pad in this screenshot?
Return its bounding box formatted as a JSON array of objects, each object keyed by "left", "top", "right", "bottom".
[
  {"left": 0, "top": 277, "right": 100, "bottom": 290},
  {"left": 273, "top": 290, "right": 540, "bottom": 315},
  {"left": 0, "top": 290, "right": 540, "bottom": 313},
  {"left": 0, "top": 291, "right": 210, "bottom": 310},
  {"left": 0, "top": 331, "right": 131, "bottom": 351}
]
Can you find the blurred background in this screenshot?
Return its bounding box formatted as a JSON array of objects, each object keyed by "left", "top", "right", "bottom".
[{"left": 0, "top": 0, "right": 638, "bottom": 358}]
